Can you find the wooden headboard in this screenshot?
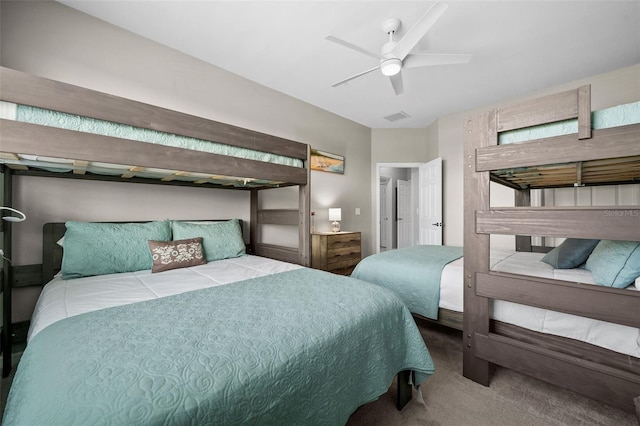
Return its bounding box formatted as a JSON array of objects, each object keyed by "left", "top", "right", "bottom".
[{"left": 41, "top": 220, "right": 245, "bottom": 284}]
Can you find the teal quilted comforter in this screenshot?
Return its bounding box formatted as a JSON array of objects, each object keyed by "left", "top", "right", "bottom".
[
  {"left": 352, "top": 246, "right": 463, "bottom": 319},
  {"left": 3, "top": 268, "right": 434, "bottom": 425}
]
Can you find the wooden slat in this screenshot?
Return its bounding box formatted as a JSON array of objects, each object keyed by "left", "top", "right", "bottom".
[
  {"left": 496, "top": 87, "right": 582, "bottom": 132},
  {"left": 577, "top": 85, "right": 592, "bottom": 139},
  {"left": 477, "top": 272, "right": 640, "bottom": 328},
  {"left": 256, "top": 243, "right": 299, "bottom": 264},
  {"left": 477, "top": 124, "right": 640, "bottom": 171},
  {"left": 72, "top": 160, "right": 89, "bottom": 175},
  {"left": 514, "top": 189, "right": 532, "bottom": 252},
  {"left": 0, "top": 67, "right": 307, "bottom": 160},
  {"left": 476, "top": 207, "right": 640, "bottom": 241},
  {"left": 475, "top": 332, "right": 639, "bottom": 413},
  {"left": 492, "top": 155, "right": 640, "bottom": 189},
  {"left": 257, "top": 209, "right": 299, "bottom": 226},
  {"left": 492, "top": 321, "right": 640, "bottom": 376},
  {"left": 1, "top": 120, "right": 308, "bottom": 185}
]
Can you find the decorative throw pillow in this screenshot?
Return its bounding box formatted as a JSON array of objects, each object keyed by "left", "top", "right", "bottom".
[
  {"left": 585, "top": 240, "right": 640, "bottom": 288},
  {"left": 541, "top": 238, "right": 600, "bottom": 269},
  {"left": 171, "top": 219, "right": 246, "bottom": 262},
  {"left": 61, "top": 220, "right": 171, "bottom": 279},
  {"left": 148, "top": 237, "right": 206, "bottom": 273}
]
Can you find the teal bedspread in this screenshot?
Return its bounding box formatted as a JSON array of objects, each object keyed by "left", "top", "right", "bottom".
[
  {"left": 352, "top": 246, "right": 463, "bottom": 319},
  {"left": 3, "top": 268, "right": 434, "bottom": 426}
]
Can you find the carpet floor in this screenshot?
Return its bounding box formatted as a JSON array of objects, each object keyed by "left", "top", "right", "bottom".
[
  {"left": 1, "top": 320, "right": 637, "bottom": 425},
  {"left": 348, "top": 320, "right": 637, "bottom": 426}
]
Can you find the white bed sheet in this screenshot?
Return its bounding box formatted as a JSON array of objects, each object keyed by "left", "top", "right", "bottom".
[
  {"left": 28, "top": 255, "right": 302, "bottom": 342},
  {"left": 438, "top": 250, "right": 640, "bottom": 358}
]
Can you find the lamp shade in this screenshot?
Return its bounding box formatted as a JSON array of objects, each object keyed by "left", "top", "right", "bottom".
[{"left": 328, "top": 208, "right": 342, "bottom": 221}]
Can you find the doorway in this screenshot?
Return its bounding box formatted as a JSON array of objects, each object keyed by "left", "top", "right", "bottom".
[{"left": 375, "top": 159, "right": 442, "bottom": 253}]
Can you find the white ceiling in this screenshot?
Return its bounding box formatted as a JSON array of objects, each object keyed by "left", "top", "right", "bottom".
[{"left": 59, "top": 1, "right": 640, "bottom": 129}]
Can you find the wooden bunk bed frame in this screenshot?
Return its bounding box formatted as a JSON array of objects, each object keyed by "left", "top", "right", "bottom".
[
  {"left": 464, "top": 85, "right": 640, "bottom": 413},
  {"left": 0, "top": 67, "right": 311, "bottom": 377}
]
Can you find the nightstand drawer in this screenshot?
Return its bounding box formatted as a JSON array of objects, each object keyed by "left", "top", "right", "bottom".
[{"left": 311, "top": 231, "right": 361, "bottom": 275}]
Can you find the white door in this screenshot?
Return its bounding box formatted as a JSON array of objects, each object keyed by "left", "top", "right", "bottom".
[
  {"left": 397, "top": 179, "right": 411, "bottom": 248},
  {"left": 419, "top": 157, "right": 442, "bottom": 245},
  {"left": 379, "top": 178, "right": 391, "bottom": 249}
]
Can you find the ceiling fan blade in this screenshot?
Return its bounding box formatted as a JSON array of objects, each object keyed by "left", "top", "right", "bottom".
[
  {"left": 331, "top": 65, "right": 380, "bottom": 87},
  {"left": 390, "top": 72, "right": 404, "bottom": 95},
  {"left": 325, "top": 35, "right": 380, "bottom": 60},
  {"left": 392, "top": 2, "right": 448, "bottom": 60},
  {"left": 403, "top": 53, "right": 472, "bottom": 68}
]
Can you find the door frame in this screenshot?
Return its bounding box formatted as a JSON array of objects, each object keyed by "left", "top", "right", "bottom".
[
  {"left": 379, "top": 176, "right": 392, "bottom": 249},
  {"left": 375, "top": 163, "right": 423, "bottom": 254}
]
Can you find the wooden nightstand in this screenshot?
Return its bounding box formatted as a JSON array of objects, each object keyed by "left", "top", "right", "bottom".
[{"left": 311, "top": 232, "right": 361, "bottom": 276}]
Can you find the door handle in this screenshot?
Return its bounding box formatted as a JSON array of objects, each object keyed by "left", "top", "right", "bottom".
[{"left": 431, "top": 222, "right": 442, "bottom": 227}]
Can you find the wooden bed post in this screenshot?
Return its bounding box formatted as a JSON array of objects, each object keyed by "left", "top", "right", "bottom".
[
  {"left": 514, "top": 189, "right": 532, "bottom": 252},
  {"left": 250, "top": 189, "right": 258, "bottom": 255},
  {"left": 2, "top": 165, "right": 13, "bottom": 377},
  {"left": 299, "top": 183, "right": 310, "bottom": 267},
  {"left": 463, "top": 110, "right": 496, "bottom": 386},
  {"left": 299, "top": 144, "right": 311, "bottom": 267}
]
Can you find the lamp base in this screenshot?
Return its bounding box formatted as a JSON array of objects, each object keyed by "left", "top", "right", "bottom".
[{"left": 331, "top": 221, "right": 341, "bottom": 233}]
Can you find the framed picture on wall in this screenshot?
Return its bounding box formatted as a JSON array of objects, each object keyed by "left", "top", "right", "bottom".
[{"left": 310, "top": 149, "right": 344, "bottom": 174}]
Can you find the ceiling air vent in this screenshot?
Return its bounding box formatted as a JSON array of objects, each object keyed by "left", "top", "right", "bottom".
[{"left": 383, "top": 111, "right": 410, "bottom": 122}]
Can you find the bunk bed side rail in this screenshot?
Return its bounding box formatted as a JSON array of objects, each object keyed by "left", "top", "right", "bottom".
[
  {"left": 476, "top": 124, "right": 640, "bottom": 171},
  {"left": 476, "top": 272, "right": 640, "bottom": 329},
  {"left": 497, "top": 85, "right": 591, "bottom": 139},
  {"left": 474, "top": 331, "right": 640, "bottom": 413},
  {"left": 1, "top": 119, "right": 307, "bottom": 185},
  {"left": 0, "top": 67, "right": 307, "bottom": 160},
  {"left": 476, "top": 206, "right": 640, "bottom": 242}
]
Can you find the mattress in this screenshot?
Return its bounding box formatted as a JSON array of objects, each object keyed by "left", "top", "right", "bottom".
[
  {"left": 28, "top": 255, "right": 303, "bottom": 341},
  {"left": 440, "top": 250, "right": 640, "bottom": 358},
  {"left": 498, "top": 101, "right": 640, "bottom": 144},
  {"left": 8, "top": 257, "right": 435, "bottom": 425}
]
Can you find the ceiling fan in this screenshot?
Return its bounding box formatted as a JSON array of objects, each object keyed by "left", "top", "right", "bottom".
[{"left": 325, "top": 2, "right": 471, "bottom": 95}]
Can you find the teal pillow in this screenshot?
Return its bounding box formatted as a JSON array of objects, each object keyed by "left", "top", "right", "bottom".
[
  {"left": 171, "top": 219, "right": 246, "bottom": 262},
  {"left": 585, "top": 240, "right": 640, "bottom": 288},
  {"left": 61, "top": 220, "right": 171, "bottom": 279},
  {"left": 541, "top": 238, "right": 600, "bottom": 269}
]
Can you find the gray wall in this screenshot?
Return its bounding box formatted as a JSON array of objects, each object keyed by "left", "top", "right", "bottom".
[{"left": 1, "top": 0, "right": 372, "bottom": 321}]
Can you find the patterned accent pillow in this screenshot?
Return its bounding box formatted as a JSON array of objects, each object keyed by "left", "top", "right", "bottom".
[{"left": 148, "top": 237, "right": 206, "bottom": 273}]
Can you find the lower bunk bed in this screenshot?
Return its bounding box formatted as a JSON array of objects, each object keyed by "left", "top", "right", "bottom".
[
  {"left": 351, "top": 243, "right": 640, "bottom": 412},
  {"left": 3, "top": 220, "right": 435, "bottom": 425}
]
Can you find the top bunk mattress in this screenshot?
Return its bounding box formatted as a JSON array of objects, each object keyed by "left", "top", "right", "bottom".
[
  {"left": 0, "top": 101, "right": 303, "bottom": 188},
  {"left": 498, "top": 101, "right": 640, "bottom": 144}
]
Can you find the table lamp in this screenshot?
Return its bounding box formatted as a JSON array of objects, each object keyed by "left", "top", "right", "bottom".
[{"left": 328, "top": 208, "right": 341, "bottom": 233}]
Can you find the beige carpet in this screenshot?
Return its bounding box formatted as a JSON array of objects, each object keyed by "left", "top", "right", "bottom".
[
  {"left": 348, "top": 320, "right": 637, "bottom": 426},
  {"left": 1, "top": 321, "right": 637, "bottom": 425}
]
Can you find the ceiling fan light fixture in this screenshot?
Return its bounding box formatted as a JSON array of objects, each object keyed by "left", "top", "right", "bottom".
[{"left": 380, "top": 58, "right": 402, "bottom": 76}]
